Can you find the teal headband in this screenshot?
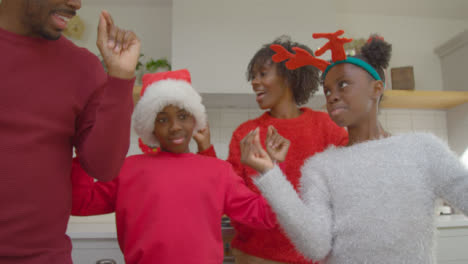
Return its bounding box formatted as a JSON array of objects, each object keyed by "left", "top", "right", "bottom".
[{"left": 322, "top": 57, "right": 384, "bottom": 86}]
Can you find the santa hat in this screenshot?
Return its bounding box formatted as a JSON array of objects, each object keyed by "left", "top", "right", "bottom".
[{"left": 132, "top": 69, "right": 207, "bottom": 153}]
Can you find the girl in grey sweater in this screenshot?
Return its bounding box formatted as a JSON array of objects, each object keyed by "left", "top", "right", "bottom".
[{"left": 240, "top": 32, "right": 468, "bottom": 264}]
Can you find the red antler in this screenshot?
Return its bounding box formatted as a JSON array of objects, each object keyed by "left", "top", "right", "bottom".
[
  {"left": 270, "top": 44, "right": 330, "bottom": 72},
  {"left": 313, "top": 30, "right": 352, "bottom": 62}
]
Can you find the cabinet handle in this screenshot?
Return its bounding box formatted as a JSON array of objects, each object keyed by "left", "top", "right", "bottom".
[{"left": 96, "top": 259, "right": 116, "bottom": 264}]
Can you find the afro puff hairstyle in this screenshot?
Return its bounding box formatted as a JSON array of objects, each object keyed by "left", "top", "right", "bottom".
[{"left": 354, "top": 34, "right": 392, "bottom": 83}]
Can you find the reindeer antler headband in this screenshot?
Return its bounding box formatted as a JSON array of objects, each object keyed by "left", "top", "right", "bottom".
[{"left": 270, "top": 30, "right": 383, "bottom": 83}]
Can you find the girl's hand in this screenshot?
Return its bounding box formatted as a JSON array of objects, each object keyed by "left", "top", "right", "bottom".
[
  {"left": 240, "top": 128, "right": 274, "bottom": 173},
  {"left": 265, "top": 126, "right": 290, "bottom": 163},
  {"left": 193, "top": 123, "right": 211, "bottom": 152}
]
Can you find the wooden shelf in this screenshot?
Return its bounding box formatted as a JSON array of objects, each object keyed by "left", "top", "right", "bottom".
[
  {"left": 133, "top": 86, "right": 468, "bottom": 110},
  {"left": 381, "top": 90, "right": 468, "bottom": 109}
]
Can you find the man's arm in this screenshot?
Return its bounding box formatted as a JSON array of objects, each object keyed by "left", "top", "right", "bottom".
[{"left": 74, "top": 11, "right": 140, "bottom": 181}]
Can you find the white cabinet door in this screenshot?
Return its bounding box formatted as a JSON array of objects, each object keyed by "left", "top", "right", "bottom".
[
  {"left": 72, "top": 238, "right": 124, "bottom": 264},
  {"left": 437, "top": 227, "right": 468, "bottom": 264}
]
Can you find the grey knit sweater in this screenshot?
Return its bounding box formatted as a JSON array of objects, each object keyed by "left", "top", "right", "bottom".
[{"left": 254, "top": 133, "right": 468, "bottom": 264}]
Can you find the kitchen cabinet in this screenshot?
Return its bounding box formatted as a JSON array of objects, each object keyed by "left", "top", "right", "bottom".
[
  {"left": 67, "top": 221, "right": 236, "bottom": 264},
  {"left": 436, "top": 215, "right": 468, "bottom": 264},
  {"left": 436, "top": 29, "right": 468, "bottom": 159},
  {"left": 437, "top": 228, "right": 468, "bottom": 264},
  {"left": 435, "top": 29, "right": 468, "bottom": 93},
  {"left": 67, "top": 215, "right": 468, "bottom": 263},
  {"left": 67, "top": 222, "right": 124, "bottom": 264},
  {"left": 71, "top": 237, "right": 123, "bottom": 264},
  {"left": 69, "top": 237, "right": 236, "bottom": 264}
]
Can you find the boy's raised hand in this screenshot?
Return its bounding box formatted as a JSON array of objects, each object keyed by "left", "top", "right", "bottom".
[
  {"left": 193, "top": 123, "right": 212, "bottom": 152},
  {"left": 265, "top": 126, "right": 290, "bottom": 163},
  {"left": 97, "top": 10, "right": 141, "bottom": 80},
  {"left": 240, "top": 127, "right": 274, "bottom": 173}
]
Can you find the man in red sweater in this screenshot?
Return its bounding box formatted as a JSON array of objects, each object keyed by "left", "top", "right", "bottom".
[{"left": 0, "top": 0, "right": 141, "bottom": 263}]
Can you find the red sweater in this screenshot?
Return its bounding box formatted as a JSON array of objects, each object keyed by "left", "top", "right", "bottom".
[
  {"left": 0, "top": 28, "right": 134, "bottom": 263},
  {"left": 201, "top": 107, "right": 348, "bottom": 263},
  {"left": 71, "top": 152, "right": 276, "bottom": 264}
]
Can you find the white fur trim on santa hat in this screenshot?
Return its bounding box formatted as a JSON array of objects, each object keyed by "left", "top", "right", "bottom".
[{"left": 132, "top": 79, "right": 207, "bottom": 148}]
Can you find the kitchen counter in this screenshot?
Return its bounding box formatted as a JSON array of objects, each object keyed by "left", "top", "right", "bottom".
[
  {"left": 67, "top": 222, "right": 118, "bottom": 239},
  {"left": 67, "top": 218, "right": 237, "bottom": 263},
  {"left": 67, "top": 219, "right": 236, "bottom": 239},
  {"left": 435, "top": 214, "right": 468, "bottom": 228},
  {"left": 67, "top": 214, "right": 468, "bottom": 238}
]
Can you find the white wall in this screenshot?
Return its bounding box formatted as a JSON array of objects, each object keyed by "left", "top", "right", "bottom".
[
  {"left": 336, "top": 14, "right": 468, "bottom": 91},
  {"left": 172, "top": 0, "right": 337, "bottom": 94},
  {"left": 72, "top": 3, "right": 172, "bottom": 65}
]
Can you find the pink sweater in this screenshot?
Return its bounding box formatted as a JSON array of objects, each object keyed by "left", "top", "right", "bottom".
[
  {"left": 71, "top": 152, "right": 276, "bottom": 264},
  {"left": 0, "top": 28, "right": 134, "bottom": 263}
]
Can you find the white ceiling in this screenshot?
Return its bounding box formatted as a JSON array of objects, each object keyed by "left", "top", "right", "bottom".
[{"left": 87, "top": 0, "right": 468, "bottom": 20}]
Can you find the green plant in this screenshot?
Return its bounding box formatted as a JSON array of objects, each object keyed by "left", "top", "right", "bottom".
[
  {"left": 136, "top": 54, "right": 145, "bottom": 71},
  {"left": 98, "top": 54, "right": 171, "bottom": 77},
  {"left": 145, "top": 58, "right": 171, "bottom": 72}
]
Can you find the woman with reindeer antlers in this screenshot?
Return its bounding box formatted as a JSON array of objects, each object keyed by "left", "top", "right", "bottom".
[
  {"left": 193, "top": 36, "right": 348, "bottom": 264},
  {"left": 240, "top": 30, "right": 468, "bottom": 263}
]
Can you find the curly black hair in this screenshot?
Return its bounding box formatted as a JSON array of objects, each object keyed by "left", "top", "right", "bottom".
[
  {"left": 354, "top": 34, "right": 392, "bottom": 83},
  {"left": 246, "top": 36, "right": 320, "bottom": 105}
]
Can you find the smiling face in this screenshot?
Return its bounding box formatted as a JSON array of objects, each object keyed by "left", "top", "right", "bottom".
[
  {"left": 323, "top": 63, "right": 381, "bottom": 128},
  {"left": 153, "top": 105, "right": 196, "bottom": 154},
  {"left": 20, "top": 0, "right": 81, "bottom": 40},
  {"left": 250, "top": 61, "right": 291, "bottom": 110}
]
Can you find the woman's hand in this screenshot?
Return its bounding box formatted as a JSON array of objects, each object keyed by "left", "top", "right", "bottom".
[
  {"left": 240, "top": 128, "right": 274, "bottom": 174},
  {"left": 265, "top": 126, "right": 290, "bottom": 163}
]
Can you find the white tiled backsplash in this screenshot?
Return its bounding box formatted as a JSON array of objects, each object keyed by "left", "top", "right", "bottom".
[{"left": 128, "top": 108, "right": 448, "bottom": 160}]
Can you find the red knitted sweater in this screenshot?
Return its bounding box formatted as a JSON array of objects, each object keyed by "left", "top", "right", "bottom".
[
  {"left": 201, "top": 107, "right": 348, "bottom": 263},
  {"left": 0, "top": 28, "right": 134, "bottom": 263}
]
